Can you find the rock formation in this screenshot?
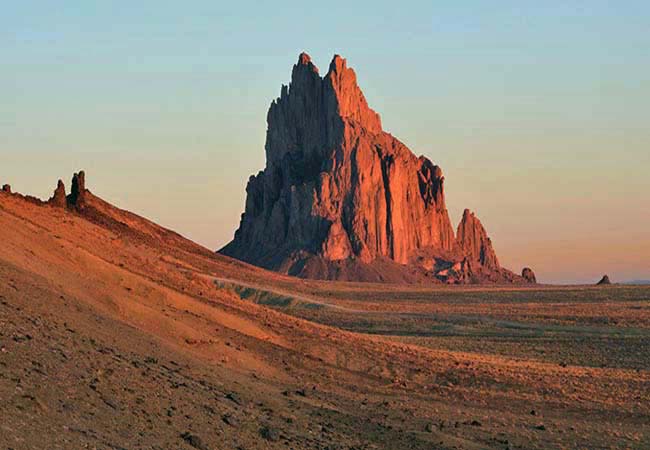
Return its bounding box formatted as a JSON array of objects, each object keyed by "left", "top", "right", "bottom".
[
  {"left": 521, "top": 267, "right": 537, "bottom": 284},
  {"left": 67, "top": 171, "right": 87, "bottom": 209},
  {"left": 221, "top": 53, "right": 524, "bottom": 283},
  {"left": 456, "top": 209, "right": 499, "bottom": 270},
  {"left": 2, "top": 184, "right": 11, "bottom": 193},
  {"left": 49, "top": 180, "right": 67, "bottom": 207},
  {"left": 596, "top": 275, "right": 611, "bottom": 285}
]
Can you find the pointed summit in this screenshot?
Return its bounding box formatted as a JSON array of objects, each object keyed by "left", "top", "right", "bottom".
[
  {"left": 596, "top": 274, "right": 611, "bottom": 285},
  {"left": 67, "top": 170, "right": 87, "bottom": 209},
  {"left": 456, "top": 209, "right": 500, "bottom": 270},
  {"left": 298, "top": 52, "right": 313, "bottom": 66},
  {"left": 221, "top": 54, "right": 522, "bottom": 283},
  {"left": 48, "top": 179, "right": 67, "bottom": 207},
  {"left": 324, "top": 54, "right": 381, "bottom": 132},
  {"left": 291, "top": 52, "right": 319, "bottom": 82},
  {"left": 327, "top": 54, "right": 346, "bottom": 73}
]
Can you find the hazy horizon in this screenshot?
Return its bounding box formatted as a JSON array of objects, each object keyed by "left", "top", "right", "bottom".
[{"left": 3, "top": 1, "right": 649, "bottom": 284}]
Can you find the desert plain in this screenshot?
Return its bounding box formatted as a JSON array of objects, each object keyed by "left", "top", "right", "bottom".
[{"left": 1, "top": 186, "right": 649, "bottom": 450}]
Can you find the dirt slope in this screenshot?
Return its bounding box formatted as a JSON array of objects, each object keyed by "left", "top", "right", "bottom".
[{"left": 1, "top": 188, "right": 648, "bottom": 449}]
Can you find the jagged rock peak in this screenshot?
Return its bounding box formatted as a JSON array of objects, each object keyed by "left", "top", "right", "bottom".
[
  {"left": 456, "top": 209, "right": 500, "bottom": 270},
  {"left": 324, "top": 54, "right": 382, "bottom": 133},
  {"left": 298, "top": 52, "right": 314, "bottom": 66},
  {"left": 67, "top": 170, "right": 87, "bottom": 208},
  {"left": 293, "top": 52, "right": 319, "bottom": 77},
  {"left": 49, "top": 179, "right": 67, "bottom": 207},
  {"left": 221, "top": 53, "right": 519, "bottom": 283},
  {"left": 280, "top": 53, "right": 381, "bottom": 134}
]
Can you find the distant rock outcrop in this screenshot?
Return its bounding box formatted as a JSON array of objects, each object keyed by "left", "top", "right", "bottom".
[
  {"left": 521, "top": 267, "right": 537, "bottom": 284},
  {"left": 456, "top": 209, "right": 499, "bottom": 270},
  {"left": 67, "top": 171, "right": 87, "bottom": 209},
  {"left": 220, "top": 53, "right": 525, "bottom": 284},
  {"left": 596, "top": 275, "right": 611, "bottom": 285},
  {"left": 2, "top": 184, "right": 11, "bottom": 193},
  {"left": 49, "top": 180, "right": 67, "bottom": 207}
]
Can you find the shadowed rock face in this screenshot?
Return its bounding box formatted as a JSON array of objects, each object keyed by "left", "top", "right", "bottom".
[
  {"left": 597, "top": 275, "right": 612, "bottom": 285},
  {"left": 522, "top": 267, "right": 537, "bottom": 284},
  {"left": 67, "top": 171, "right": 87, "bottom": 208},
  {"left": 221, "top": 53, "right": 522, "bottom": 283},
  {"left": 2, "top": 184, "right": 11, "bottom": 193}
]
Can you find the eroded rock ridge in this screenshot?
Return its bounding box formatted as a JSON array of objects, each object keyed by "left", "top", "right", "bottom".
[{"left": 221, "top": 53, "right": 529, "bottom": 283}]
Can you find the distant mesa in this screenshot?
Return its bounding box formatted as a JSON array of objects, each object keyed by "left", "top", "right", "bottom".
[
  {"left": 220, "top": 52, "right": 530, "bottom": 284},
  {"left": 623, "top": 279, "right": 650, "bottom": 285},
  {"left": 596, "top": 274, "right": 612, "bottom": 285}
]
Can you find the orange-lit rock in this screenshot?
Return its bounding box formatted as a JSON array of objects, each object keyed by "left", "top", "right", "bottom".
[
  {"left": 221, "top": 53, "right": 524, "bottom": 283},
  {"left": 456, "top": 209, "right": 500, "bottom": 270},
  {"left": 49, "top": 180, "right": 67, "bottom": 207}
]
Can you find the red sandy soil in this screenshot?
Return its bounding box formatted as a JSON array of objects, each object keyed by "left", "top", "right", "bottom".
[{"left": 1, "top": 190, "right": 649, "bottom": 449}]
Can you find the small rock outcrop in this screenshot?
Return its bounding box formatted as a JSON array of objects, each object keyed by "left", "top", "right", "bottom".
[
  {"left": 596, "top": 275, "right": 611, "bottom": 285},
  {"left": 220, "top": 53, "right": 525, "bottom": 283},
  {"left": 455, "top": 209, "right": 500, "bottom": 270},
  {"left": 66, "top": 171, "right": 87, "bottom": 208},
  {"left": 522, "top": 267, "right": 537, "bottom": 283},
  {"left": 48, "top": 180, "right": 67, "bottom": 207},
  {"left": 2, "top": 184, "right": 11, "bottom": 193}
]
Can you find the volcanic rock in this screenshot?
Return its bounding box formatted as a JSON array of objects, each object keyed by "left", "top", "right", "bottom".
[
  {"left": 2, "top": 184, "right": 11, "bottom": 193},
  {"left": 455, "top": 209, "right": 499, "bottom": 270},
  {"left": 67, "top": 171, "right": 87, "bottom": 208},
  {"left": 596, "top": 275, "right": 611, "bottom": 285},
  {"left": 49, "top": 180, "right": 67, "bottom": 207},
  {"left": 522, "top": 267, "right": 537, "bottom": 284},
  {"left": 221, "top": 53, "right": 523, "bottom": 283}
]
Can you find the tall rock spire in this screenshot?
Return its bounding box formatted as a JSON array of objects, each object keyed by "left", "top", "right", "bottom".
[
  {"left": 221, "top": 53, "right": 519, "bottom": 283},
  {"left": 67, "top": 171, "right": 87, "bottom": 209},
  {"left": 456, "top": 209, "right": 500, "bottom": 270}
]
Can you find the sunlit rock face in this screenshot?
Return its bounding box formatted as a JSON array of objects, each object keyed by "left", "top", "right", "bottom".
[{"left": 221, "top": 53, "right": 522, "bottom": 284}]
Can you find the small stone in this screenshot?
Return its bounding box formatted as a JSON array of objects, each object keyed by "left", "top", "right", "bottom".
[
  {"left": 180, "top": 432, "right": 208, "bottom": 450},
  {"left": 260, "top": 425, "right": 280, "bottom": 442},
  {"left": 225, "top": 392, "right": 242, "bottom": 405},
  {"left": 222, "top": 414, "right": 239, "bottom": 426}
]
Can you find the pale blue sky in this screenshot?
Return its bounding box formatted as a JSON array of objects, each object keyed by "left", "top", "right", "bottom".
[{"left": 2, "top": 1, "right": 649, "bottom": 283}]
